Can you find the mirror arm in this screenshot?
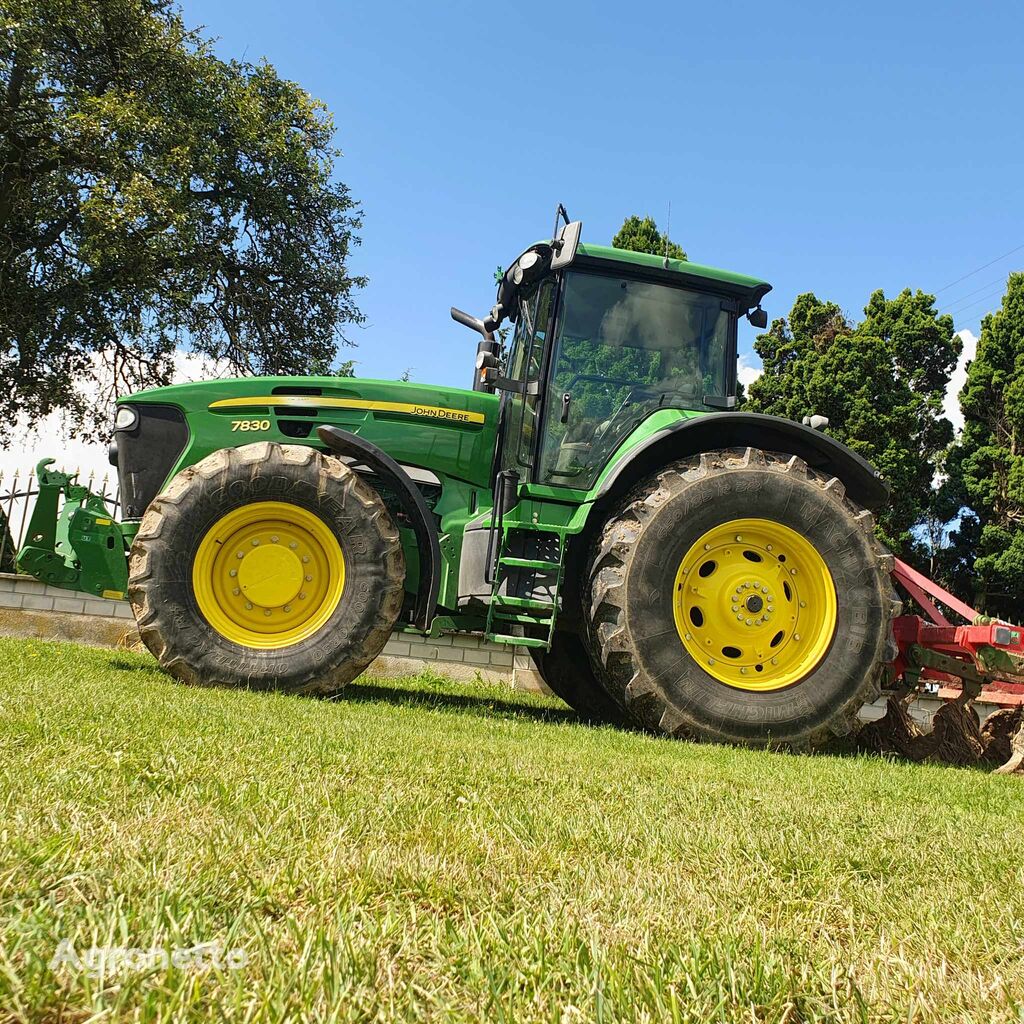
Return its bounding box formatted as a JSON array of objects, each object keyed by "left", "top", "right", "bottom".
[{"left": 450, "top": 306, "right": 496, "bottom": 341}]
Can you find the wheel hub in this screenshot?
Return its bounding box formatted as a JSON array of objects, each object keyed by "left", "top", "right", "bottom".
[
  {"left": 672, "top": 517, "right": 837, "bottom": 692},
  {"left": 192, "top": 501, "right": 345, "bottom": 649},
  {"left": 237, "top": 543, "right": 304, "bottom": 608}
]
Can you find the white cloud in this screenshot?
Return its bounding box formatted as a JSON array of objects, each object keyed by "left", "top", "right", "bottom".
[
  {"left": 944, "top": 328, "right": 976, "bottom": 434},
  {"left": 0, "top": 349, "right": 222, "bottom": 490},
  {"left": 737, "top": 352, "right": 763, "bottom": 388}
]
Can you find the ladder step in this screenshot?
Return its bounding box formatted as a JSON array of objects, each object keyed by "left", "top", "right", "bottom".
[
  {"left": 492, "top": 611, "right": 558, "bottom": 625},
  {"left": 491, "top": 596, "right": 555, "bottom": 613},
  {"left": 488, "top": 634, "right": 550, "bottom": 649},
  {"left": 498, "top": 557, "right": 562, "bottom": 571}
]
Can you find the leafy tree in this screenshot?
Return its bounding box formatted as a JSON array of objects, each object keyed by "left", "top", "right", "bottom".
[
  {"left": 612, "top": 215, "right": 686, "bottom": 261},
  {"left": 746, "top": 290, "right": 959, "bottom": 547},
  {"left": 0, "top": 0, "right": 364, "bottom": 437},
  {"left": 953, "top": 273, "right": 1024, "bottom": 620}
]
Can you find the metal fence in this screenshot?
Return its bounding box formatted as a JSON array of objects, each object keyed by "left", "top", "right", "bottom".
[{"left": 0, "top": 467, "right": 120, "bottom": 574}]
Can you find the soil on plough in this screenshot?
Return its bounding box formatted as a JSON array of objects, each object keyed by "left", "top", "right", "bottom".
[{"left": 857, "top": 695, "right": 1024, "bottom": 772}]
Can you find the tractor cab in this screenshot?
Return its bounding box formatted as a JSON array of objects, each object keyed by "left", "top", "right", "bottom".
[{"left": 451, "top": 208, "right": 772, "bottom": 491}]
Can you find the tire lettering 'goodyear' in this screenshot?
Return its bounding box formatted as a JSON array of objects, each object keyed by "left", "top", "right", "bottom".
[{"left": 209, "top": 395, "right": 485, "bottom": 425}]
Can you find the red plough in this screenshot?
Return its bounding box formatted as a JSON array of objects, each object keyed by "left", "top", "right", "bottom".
[{"left": 858, "top": 558, "right": 1024, "bottom": 772}]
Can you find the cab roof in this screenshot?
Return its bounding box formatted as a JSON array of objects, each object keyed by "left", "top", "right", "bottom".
[{"left": 575, "top": 243, "right": 771, "bottom": 306}]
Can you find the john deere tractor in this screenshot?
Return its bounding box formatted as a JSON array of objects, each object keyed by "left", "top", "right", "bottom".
[{"left": 19, "top": 209, "right": 907, "bottom": 751}]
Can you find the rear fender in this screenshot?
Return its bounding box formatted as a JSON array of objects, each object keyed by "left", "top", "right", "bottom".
[{"left": 592, "top": 412, "right": 889, "bottom": 514}]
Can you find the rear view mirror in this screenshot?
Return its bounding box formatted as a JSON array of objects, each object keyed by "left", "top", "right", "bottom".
[
  {"left": 747, "top": 306, "right": 768, "bottom": 329},
  {"left": 551, "top": 220, "right": 582, "bottom": 271}
]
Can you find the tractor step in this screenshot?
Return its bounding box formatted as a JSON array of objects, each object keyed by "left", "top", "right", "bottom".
[
  {"left": 490, "top": 596, "right": 556, "bottom": 613},
  {"left": 492, "top": 611, "right": 558, "bottom": 626},
  {"left": 485, "top": 525, "right": 567, "bottom": 653},
  {"left": 498, "top": 556, "right": 562, "bottom": 571},
  {"left": 488, "top": 634, "right": 549, "bottom": 649}
]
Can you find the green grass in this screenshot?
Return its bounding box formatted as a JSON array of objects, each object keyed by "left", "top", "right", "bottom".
[{"left": 0, "top": 638, "right": 1023, "bottom": 1023}]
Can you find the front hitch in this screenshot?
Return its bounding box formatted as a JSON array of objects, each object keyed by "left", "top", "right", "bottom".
[{"left": 16, "top": 459, "right": 129, "bottom": 599}]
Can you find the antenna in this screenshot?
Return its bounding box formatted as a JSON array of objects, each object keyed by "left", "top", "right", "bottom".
[{"left": 663, "top": 200, "right": 672, "bottom": 268}]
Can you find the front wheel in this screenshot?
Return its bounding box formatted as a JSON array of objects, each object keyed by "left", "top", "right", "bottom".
[
  {"left": 128, "top": 442, "right": 405, "bottom": 693},
  {"left": 586, "top": 448, "right": 899, "bottom": 749}
]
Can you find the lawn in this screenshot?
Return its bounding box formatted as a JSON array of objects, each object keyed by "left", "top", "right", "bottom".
[{"left": 0, "top": 638, "right": 1022, "bottom": 1023}]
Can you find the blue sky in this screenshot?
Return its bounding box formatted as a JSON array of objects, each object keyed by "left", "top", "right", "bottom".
[
  {"left": 177, "top": 0, "right": 1022, "bottom": 387},
  {"left": 4, "top": 0, "right": 1021, "bottom": 482}
]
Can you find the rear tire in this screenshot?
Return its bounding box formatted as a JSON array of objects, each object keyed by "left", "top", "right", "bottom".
[
  {"left": 586, "top": 448, "right": 899, "bottom": 749},
  {"left": 530, "top": 631, "right": 628, "bottom": 725},
  {"left": 128, "top": 442, "right": 405, "bottom": 694}
]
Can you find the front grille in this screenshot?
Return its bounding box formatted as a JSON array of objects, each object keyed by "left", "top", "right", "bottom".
[{"left": 115, "top": 404, "right": 189, "bottom": 519}]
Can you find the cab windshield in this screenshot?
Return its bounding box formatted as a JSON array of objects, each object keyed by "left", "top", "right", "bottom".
[{"left": 539, "top": 270, "right": 734, "bottom": 487}]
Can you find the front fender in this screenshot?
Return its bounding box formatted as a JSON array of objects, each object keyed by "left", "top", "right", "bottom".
[{"left": 594, "top": 412, "right": 889, "bottom": 512}]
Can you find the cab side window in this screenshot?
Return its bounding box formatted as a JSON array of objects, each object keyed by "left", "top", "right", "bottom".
[{"left": 500, "top": 279, "right": 555, "bottom": 473}]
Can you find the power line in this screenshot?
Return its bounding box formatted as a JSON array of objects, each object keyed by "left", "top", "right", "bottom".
[
  {"left": 940, "top": 273, "right": 1011, "bottom": 312},
  {"left": 935, "top": 243, "right": 1024, "bottom": 294},
  {"left": 948, "top": 287, "right": 1005, "bottom": 317},
  {"left": 948, "top": 288, "right": 1007, "bottom": 320}
]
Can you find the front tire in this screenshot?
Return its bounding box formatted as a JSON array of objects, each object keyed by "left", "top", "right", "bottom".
[
  {"left": 586, "top": 448, "right": 899, "bottom": 749},
  {"left": 128, "top": 442, "right": 405, "bottom": 694}
]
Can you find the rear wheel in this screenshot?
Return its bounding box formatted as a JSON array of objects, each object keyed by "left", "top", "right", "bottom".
[
  {"left": 586, "top": 448, "right": 899, "bottom": 749},
  {"left": 129, "top": 442, "right": 405, "bottom": 693},
  {"left": 530, "top": 631, "right": 628, "bottom": 725}
]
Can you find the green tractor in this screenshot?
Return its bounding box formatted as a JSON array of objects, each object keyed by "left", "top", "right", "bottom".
[{"left": 19, "top": 209, "right": 904, "bottom": 750}]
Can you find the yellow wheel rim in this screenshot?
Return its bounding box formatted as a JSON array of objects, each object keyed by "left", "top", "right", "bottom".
[
  {"left": 192, "top": 501, "right": 345, "bottom": 649},
  {"left": 672, "top": 518, "right": 836, "bottom": 692}
]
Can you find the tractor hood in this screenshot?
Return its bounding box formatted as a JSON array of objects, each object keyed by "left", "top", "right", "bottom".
[{"left": 114, "top": 376, "right": 500, "bottom": 516}]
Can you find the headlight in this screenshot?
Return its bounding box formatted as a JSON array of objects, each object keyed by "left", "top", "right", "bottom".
[{"left": 115, "top": 405, "right": 139, "bottom": 431}]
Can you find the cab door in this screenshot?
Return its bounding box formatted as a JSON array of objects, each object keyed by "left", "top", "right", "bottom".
[{"left": 497, "top": 277, "right": 556, "bottom": 478}]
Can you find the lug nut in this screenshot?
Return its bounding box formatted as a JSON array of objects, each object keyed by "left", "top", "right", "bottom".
[
  {"left": 305, "top": 574, "right": 313, "bottom": 582},
  {"left": 251, "top": 539, "right": 259, "bottom": 546},
  {"left": 302, "top": 555, "right": 310, "bottom": 564},
  {"left": 799, "top": 600, "right": 806, "bottom": 608},
  {"left": 735, "top": 534, "right": 742, "bottom": 542},
  {"left": 232, "top": 587, "right": 240, "bottom": 596},
  {"left": 229, "top": 569, "right": 237, "bottom": 577},
  {"left": 236, "top": 551, "right": 244, "bottom": 559},
  {"left": 736, "top": 613, "right": 744, "bottom": 621},
  {"left": 766, "top": 544, "right": 773, "bottom": 551},
  {"left": 289, "top": 541, "right": 297, "bottom": 550},
  {"left": 264, "top": 609, "right": 271, "bottom": 616},
  {"left": 299, "top": 592, "right": 306, "bottom": 600},
  {"left": 794, "top": 633, "right": 801, "bottom": 641},
  {"left": 745, "top": 618, "right": 753, "bottom": 625},
  {"left": 245, "top": 602, "right": 253, "bottom": 610},
  {"left": 271, "top": 535, "right": 279, "bottom": 543},
  {"left": 283, "top": 604, "right": 291, "bottom": 612}
]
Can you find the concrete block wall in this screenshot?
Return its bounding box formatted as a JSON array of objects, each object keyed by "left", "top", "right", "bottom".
[{"left": 0, "top": 572, "right": 548, "bottom": 693}]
